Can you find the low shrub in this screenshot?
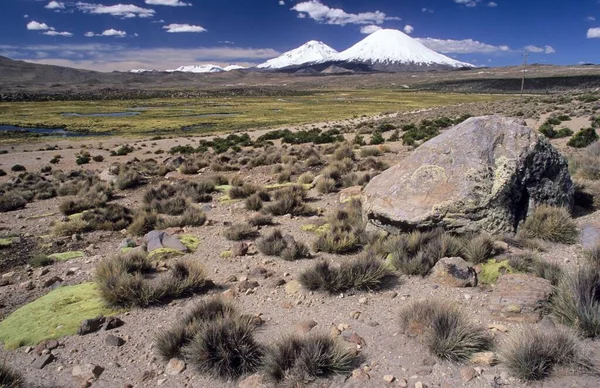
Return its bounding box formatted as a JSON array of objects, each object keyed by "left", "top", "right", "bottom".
[
  {"left": 0, "top": 363, "right": 24, "bottom": 388},
  {"left": 551, "top": 265, "right": 600, "bottom": 337},
  {"left": 519, "top": 205, "right": 578, "bottom": 244},
  {"left": 223, "top": 223, "right": 258, "bottom": 241},
  {"left": 81, "top": 203, "right": 133, "bottom": 231},
  {"left": 127, "top": 211, "right": 158, "bottom": 236},
  {"left": 0, "top": 192, "right": 27, "bottom": 212},
  {"left": 256, "top": 229, "right": 310, "bottom": 260},
  {"left": 399, "top": 299, "right": 491, "bottom": 362},
  {"left": 263, "top": 334, "right": 358, "bottom": 384},
  {"left": 299, "top": 255, "right": 392, "bottom": 293},
  {"left": 247, "top": 213, "right": 273, "bottom": 227},
  {"left": 568, "top": 128, "right": 599, "bottom": 148},
  {"left": 499, "top": 326, "right": 590, "bottom": 381},
  {"left": 11, "top": 165, "right": 26, "bottom": 172}
]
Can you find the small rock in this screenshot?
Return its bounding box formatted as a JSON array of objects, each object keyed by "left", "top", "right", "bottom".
[
  {"left": 20, "top": 280, "right": 34, "bottom": 290},
  {"left": 415, "top": 382, "right": 424, "bottom": 388},
  {"left": 0, "top": 278, "right": 10, "bottom": 287},
  {"left": 429, "top": 257, "right": 477, "bottom": 287},
  {"left": 347, "top": 332, "right": 366, "bottom": 346},
  {"left": 383, "top": 374, "right": 395, "bottom": 383},
  {"left": 238, "top": 280, "right": 259, "bottom": 292},
  {"left": 32, "top": 354, "right": 55, "bottom": 369},
  {"left": 43, "top": 276, "right": 63, "bottom": 288},
  {"left": 415, "top": 367, "right": 432, "bottom": 376},
  {"left": 105, "top": 334, "right": 125, "bottom": 347},
  {"left": 2, "top": 271, "right": 15, "bottom": 279},
  {"left": 46, "top": 340, "right": 59, "bottom": 350},
  {"left": 349, "top": 311, "right": 361, "bottom": 320},
  {"left": 72, "top": 364, "right": 104, "bottom": 383},
  {"left": 222, "top": 288, "right": 237, "bottom": 299},
  {"left": 460, "top": 366, "right": 477, "bottom": 382},
  {"left": 238, "top": 373, "right": 265, "bottom": 388},
  {"left": 226, "top": 275, "right": 238, "bottom": 283},
  {"left": 387, "top": 291, "right": 398, "bottom": 299},
  {"left": 36, "top": 268, "right": 50, "bottom": 277},
  {"left": 165, "top": 358, "right": 186, "bottom": 375},
  {"left": 352, "top": 368, "right": 370, "bottom": 380},
  {"left": 398, "top": 378, "right": 408, "bottom": 387},
  {"left": 296, "top": 319, "right": 317, "bottom": 335},
  {"left": 78, "top": 316, "right": 106, "bottom": 335},
  {"left": 103, "top": 317, "right": 124, "bottom": 331},
  {"left": 268, "top": 278, "right": 286, "bottom": 288},
  {"left": 249, "top": 267, "right": 272, "bottom": 279},
  {"left": 330, "top": 326, "right": 341, "bottom": 338},
  {"left": 470, "top": 351, "right": 496, "bottom": 366},
  {"left": 488, "top": 323, "right": 508, "bottom": 332},
  {"left": 284, "top": 280, "right": 303, "bottom": 295},
  {"left": 358, "top": 297, "right": 368, "bottom": 305},
  {"left": 157, "top": 378, "right": 167, "bottom": 385},
  {"left": 232, "top": 242, "right": 249, "bottom": 257},
  {"left": 504, "top": 304, "right": 522, "bottom": 313}
]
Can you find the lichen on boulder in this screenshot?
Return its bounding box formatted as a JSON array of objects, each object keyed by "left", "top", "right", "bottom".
[{"left": 363, "top": 116, "right": 573, "bottom": 235}]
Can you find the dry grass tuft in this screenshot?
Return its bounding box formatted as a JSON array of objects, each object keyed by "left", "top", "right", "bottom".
[{"left": 519, "top": 205, "right": 578, "bottom": 244}]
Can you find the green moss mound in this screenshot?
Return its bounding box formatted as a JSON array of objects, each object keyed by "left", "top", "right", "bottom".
[
  {"left": 0, "top": 238, "right": 14, "bottom": 248},
  {"left": 0, "top": 283, "right": 118, "bottom": 349},
  {"left": 48, "top": 251, "right": 85, "bottom": 262},
  {"left": 479, "top": 259, "right": 514, "bottom": 284},
  {"left": 147, "top": 248, "right": 184, "bottom": 261},
  {"left": 179, "top": 235, "right": 200, "bottom": 251}
]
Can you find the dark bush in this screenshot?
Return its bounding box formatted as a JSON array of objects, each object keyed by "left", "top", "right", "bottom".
[{"left": 568, "top": 128, "right": 599, "bottom": 148}]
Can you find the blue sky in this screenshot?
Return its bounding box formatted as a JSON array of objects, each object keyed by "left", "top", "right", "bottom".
[{"left": 1, "top": 0, "right": 599, "bottom": 71}]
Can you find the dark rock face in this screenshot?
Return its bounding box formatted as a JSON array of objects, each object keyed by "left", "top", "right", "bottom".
[{"left": 363, "top": 115, "right": 573, "bottom": 235}]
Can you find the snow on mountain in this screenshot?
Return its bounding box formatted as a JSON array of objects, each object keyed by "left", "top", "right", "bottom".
[
  {"left": 130, "top": 69, "right": 156, "bottom": 73},
  {"left": 333, "top": 29, "right": 473, "bottom": 68},
  {"left": 257, "top": 40, "right": 338, "bottom": 69},
  {"left": 166, "top": 64, "right": 225, "bottom": 73},
  {"left": 223, "top": 64, "right": 246, "bottom": 71}
]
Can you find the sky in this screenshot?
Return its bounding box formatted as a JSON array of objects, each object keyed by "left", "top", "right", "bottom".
[{"left": 1, "top": 0, "right": 599, "bottom": 72}]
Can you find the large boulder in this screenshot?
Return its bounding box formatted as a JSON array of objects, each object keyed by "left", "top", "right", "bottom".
[{"left": 363, "top": 116, "right": 573, "bottom": 234}]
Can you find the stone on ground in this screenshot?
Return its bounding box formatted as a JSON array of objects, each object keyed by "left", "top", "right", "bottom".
[
  {"left": 143, "top": 230, "right": 188, "bottom": 252},
  {"left": 362, "top": 115, "right": 573, "bottom": 235},
  {"left": 429, "top": 257, "right": 477, "bottom": 287},
  {"left": 488, "top": 274, "right": 553, "bottom": 323}
]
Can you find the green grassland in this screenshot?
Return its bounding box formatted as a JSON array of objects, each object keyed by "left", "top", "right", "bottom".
[{"left": 0, "top": 90, "right": 508, "bottom": 135}]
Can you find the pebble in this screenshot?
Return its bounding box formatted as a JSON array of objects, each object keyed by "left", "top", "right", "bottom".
[
  {"left": 398, "top": 378, "right": 408, "bottom": 387},
  {"left": 165, "top": 358, "right": 186, "bottom": 375},
  {"left": 358, "top": 297, "right": 368, "bottom": 304},
  {"left": 460, "top": 366, "right": 477, "bottom": 382},
  {"left": 415, "top": 382, "right": 424, "bottom": 388},
  {"left": 383, "top": 375, "right": 395, "bottom": 383}
]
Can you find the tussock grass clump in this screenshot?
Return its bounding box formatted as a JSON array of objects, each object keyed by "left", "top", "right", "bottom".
[
  {"left": 223, "top": 223, "right": 258, "bottom": 241},
  {"left": 0, "top": 363, "right": 24, "bottom": 388},
  {"left": 248, "top": 213, "right": 273, "bottom": 227},
  {"left": 585, "top": 244, "right": 600, "bottom": 267},
  {"left": 499, "top": 326, "right": 592, "bottom": 381},
  {"left": 313, "top": 199, "right": 367, "bottom": 254},
  {"left": 299, "top": 255, "right": 392, "bottom": 293},
  {"left": 256, "top": 230, "right": 311, "bottom": 261},
  {"left": 399, "top": 300, "right": 491, "bottom": 362},
  {"left": 156, "top": 298, "right": 239, "bottom": 360},
  {"left": 228, "top": 184, "right": 257, "bottom": 200},
  {"left": 570, "top": 142, "right": 600, "bottom": 180},
  {"left": 315, "top": 177, "right": 337, "bottom": 194},
  {"left": 53, "top": 217, "right": 89, "bottom": 236},
  {"left": 145, "top": 195, "right": 187, "bottom": 216},
  {"left": 95, "top": 251, "right": 211, "bottom": 308},
  {"left": 551, "top": 266, "right": 600, "bottom": 337},
  {"left": 81, "top": 203, "right": 133, "bottom": 231},
  {"left": 263, "top": 334, "right": 358, "bottom": 384},
  {"left": 183, "top": 317, "right": 264, "bottom": 380},
  {"left": 245, "top": 194, "right": 264, "bottom": 211},
  {"left": 0, "top": 192, "right": 27, "bottom": 212},
  {"left": 127, "top": 211, "right": 158, "bottom": 237},
  {"left": 115, "top": 166, "right": 145, "bottom": 190},
  {"left": 58, "top": 183, "right": 112, "bottom": 215},
  {"left": 508, "top": 252, "right": 564, "bottom": 285},
  {"left": 383, "top": 229, "right": 464, "bottom": 276},
  {"left": 519, "top": 205, "right": 578, "bottom": 244},
  {"left": 263, "top": 185, "right": 315, "bottom": 217},
  {"left": 157, "top": 207, "right": 207, "bottom": 229},
  {"left": 462, "top": 233, "right": 495, "bottom": 264}
]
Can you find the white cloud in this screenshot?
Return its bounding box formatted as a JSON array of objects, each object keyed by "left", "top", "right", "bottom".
[
  {"left": 487, "top": 2, "right": 498, "bottom": 7},
  {"left": 586, "top": 16, "right": 596, "bottom": 22},
  {"left": 454, "top": 0, "right": 480, "bottom": 7},
  {"left": 24, "top": 14, "right": 29, "bottom": 19},
  {"left": 27, "top": 21, "right": 52, "bottom": 31},
  {"left": 144, "top": 0, "right": 191, "bottom": 6},
  {"left": 291, "top": 1, "right": 399, "bottom": 26},
  {"left": 360, "top": 25, "right": 382, "bottom": 34},
  {"left": 404, "top": 25, "right": 414, "bottom": 34},
  {"left": 279, "top": 1, "right": 285, "bottom": 5},
  {"left": 417, "top": 37, "right": 510, "bottom": 53},
  {"left": 163, "top": 23, "right": 207, "bottom": 33},
  {"left": 76, "top": 2, "right": 155, "bottom": 18},
  {"left": 525, "top": 45, "right": 555, "bottom": 54},
  {"left": 43, "top": 30, "right": 73, "bottom": 37},
  {"left": 0, "top": 44, "right": 280, "bottom": 72},
  {"left": 85, "top": 29, "right": 127, "bottom": 37},
  {"left": 219, "top": 40, "right": 235, "bottom": 44},
  {"left": 45, "top": 1, "right": 65, "bottom": 10},
  {"left": 588, "top": 27, "right": 600, "bottom": 38},
  {"left": 544, "top": 45, "right": 555, "bottom": 54},
  {"left": 422, "top": 8, "right": 434, "bottom": 13}
]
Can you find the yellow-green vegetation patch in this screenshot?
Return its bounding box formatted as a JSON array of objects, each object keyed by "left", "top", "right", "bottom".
[
  {"left": 479, "top": 259, "right": 514, "bottom": 284},
  {"left": 219, "top": 250, "right": 232, "bottom": 259},
  {"left": 25, "top": 212, "right": 58, "bottom": 221},
  {"left": 120, "top": 247, "right": 134, "bottom": 253},
  {"left": 147, "top": 248, "right": 184, "bottom": 261},
  {"left": 215, "top": 185, "right": 232, "bottom": 193},
  {"left": 180, "top": 235, "right": 200, "bottom": 251},
  {"left": 301, "top": 223, "right": 330, "bottom": 234},
  {"left": 0, "top": 238, "right": 15, "bottom": 248},
  {"left": 0, "top": 283, "right": 119, "bottom": 349},
  {"left": 264, "top": 183, "right": 313, "bottom": 191},
  {"left": 67, "top": 212, "right": 84, "bottom": 220},
  {"left": 48, "top": 251, "right": 85, "bottom": 262}
]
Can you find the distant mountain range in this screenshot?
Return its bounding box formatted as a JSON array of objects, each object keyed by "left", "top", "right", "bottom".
[{"left": 145, "top": 29, "right": 474, "bottom": 75}]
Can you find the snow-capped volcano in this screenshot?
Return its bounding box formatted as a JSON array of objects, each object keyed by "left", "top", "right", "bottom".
[
  {"left": 333, "top": 29, "right": 473, "bottom": 69},
  {"left": 257, "top": 40, "right": 338, "bottom": 69},
  {"left": 167, "top": 64, "right": 225, "bottom": 73}
]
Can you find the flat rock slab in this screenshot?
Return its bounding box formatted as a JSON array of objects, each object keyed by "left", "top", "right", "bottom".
[
  {"left": 580, "top": 222, "right": 600, "bottom": 250},
  {"left": 488, "top": 274, "right": 553, "bottom": 323},
  {"left": 363, "top": 115, "right": 573, "bottom": 235},
  {"left": 429, "top": 257, "right": 477, "bottom": 287},
  {"left": 143, "top": 230, "right": 188, "bottom": 253}
]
